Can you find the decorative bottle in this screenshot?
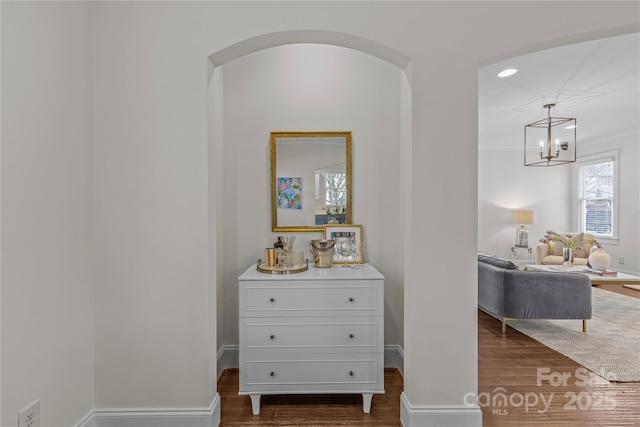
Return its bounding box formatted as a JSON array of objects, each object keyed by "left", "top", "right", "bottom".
[{"left": 274, "top": 237, "right": 284, "bottom": 265}]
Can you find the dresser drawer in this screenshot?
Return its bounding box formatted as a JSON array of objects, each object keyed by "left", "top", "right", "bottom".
[
  {"left": 239, "top": 281, "right": 383, "bottom": 317},
  {"left": 241, "top": 317, "right": 383, "bottom": 353},
  {"left": 241, "top": 356, "right": 383, "bottom": 393}
]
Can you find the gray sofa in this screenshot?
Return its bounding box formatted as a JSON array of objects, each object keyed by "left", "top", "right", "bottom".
[{"left": 478, "top": 255, "right": 592, "bottom": 333}]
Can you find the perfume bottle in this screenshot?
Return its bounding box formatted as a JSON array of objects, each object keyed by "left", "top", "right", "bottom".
[{"left": 274, "top": 237, "right": 284, "bottom": 265}]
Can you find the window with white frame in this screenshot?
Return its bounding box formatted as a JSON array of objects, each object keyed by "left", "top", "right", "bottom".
[
  {"left": 577, "top": 152, "right": 618, "bottom": 239},
  {"left": 324, "top": 172, "right": 346, "bottom": 205}
]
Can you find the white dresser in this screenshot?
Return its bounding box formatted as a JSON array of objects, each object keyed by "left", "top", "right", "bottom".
[{"left": 238, "top": 263, "right": 385, "bottom": 414}]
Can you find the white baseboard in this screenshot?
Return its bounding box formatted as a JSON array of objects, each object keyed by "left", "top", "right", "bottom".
[
  {"left": 75, "top": 395, "right": 220, "bottom": 427},
  {"left": 384, "top": 344, "right": 405, "bottom": 376},
  {"left": 76, "top": 410, "right": 96, "bottom": 427},
  {"left": 79, "top": 345, "right": 480, "bottom": 427},
  {"left": 216, "top": 344, "right": 239, "bottom": 378},
  {"left": 400, "top": 393, "right": 482, "bottom": 427}
]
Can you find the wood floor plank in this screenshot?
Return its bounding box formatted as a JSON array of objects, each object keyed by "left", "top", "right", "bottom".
[
  {"left": 218, "top": 368, "right": 402, "bottom": 426},
  {"left": 480, "top": 286, "right": 640, "bottom": 426},
  {"left": 218, "top": 285, "right": 640, "bottom": 426}
]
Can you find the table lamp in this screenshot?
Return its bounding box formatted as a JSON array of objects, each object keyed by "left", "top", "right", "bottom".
[{"left": 510, "top": 209, "right": 536, "bottom": 248}]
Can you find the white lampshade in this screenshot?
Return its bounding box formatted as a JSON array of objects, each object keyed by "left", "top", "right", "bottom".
[{"left": 510, "top": 209, "right": 536, "bottom": 225}]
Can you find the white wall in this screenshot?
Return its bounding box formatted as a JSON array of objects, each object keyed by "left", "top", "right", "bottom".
[
  {"left": 1, "top": 1, "right": 638, "bottom": 425},
  {"left": 577, "top": 135, "right": 640, "bottom": 274},
  {"left": 90, "top": 1, "right": 212, "bottom": 408},
  {"left": 478, "top": 134, "right": 639, "bottom": 274},
  {"left": 220, "top": 44, "right": 404, "bottom": 350},
  {"left": 1, "top": 2, "right": 94, "bottom": 425},
  {"left": 478, "top": 149, "right": 570, "bottom": 260},
  {"left": 209, "top": 60, "right": 224, "bottom": 408}
]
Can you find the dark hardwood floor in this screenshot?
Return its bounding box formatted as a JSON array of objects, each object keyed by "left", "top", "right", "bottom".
[
  {"left": 218, "top": 285, "right": 640, "bottom": 426},
  {"left": 218, "top": 368, "right": 403, "bottom": 426},
  {"left": 480, "top": 284, "right": 640, "bottom": 427}
]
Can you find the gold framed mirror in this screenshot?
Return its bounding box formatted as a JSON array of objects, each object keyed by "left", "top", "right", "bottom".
[{"left": 271, "top": 131, "right": 352, "bottom": 232}]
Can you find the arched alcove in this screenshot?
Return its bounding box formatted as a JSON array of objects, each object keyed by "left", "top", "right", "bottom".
[
  {"left": 208, "top": 29, "right": 411, "bottom": 72},
  {"left": 206, "top": 31, "right": 413, "bottom": 397}
]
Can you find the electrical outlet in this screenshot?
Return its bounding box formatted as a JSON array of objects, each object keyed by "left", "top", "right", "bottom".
[
  {"left": 618, "top": 256, "right": 625, "bottom": 264},
  {"left": 18, "top": 400, "right": 39, "bottom": 427}
]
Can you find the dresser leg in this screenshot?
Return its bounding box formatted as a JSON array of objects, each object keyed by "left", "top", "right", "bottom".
[
  {"left": 362, "top": 393, "right": 373, "bottom": 413},
  {"left": 250, "top": 394, "right": 261, "bottom": 415}
]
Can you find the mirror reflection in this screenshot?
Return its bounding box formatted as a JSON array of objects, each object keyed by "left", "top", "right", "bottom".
[{"left": 271, "top": 131, "right": 352, "bottom": 232}]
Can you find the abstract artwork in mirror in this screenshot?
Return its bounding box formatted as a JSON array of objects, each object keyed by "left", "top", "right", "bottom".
[{"left": 271, "top": 131, "right": 352, "bottom": 232}]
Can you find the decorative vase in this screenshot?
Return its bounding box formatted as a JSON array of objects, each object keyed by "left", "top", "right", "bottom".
[
  {"left": 562, "top": 247, "right": 574, "bottom": 267},
  {"left": 588, "top": 247, "right": 612, "bottom": 270}
]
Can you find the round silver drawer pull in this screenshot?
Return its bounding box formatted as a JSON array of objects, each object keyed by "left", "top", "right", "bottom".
[
  {"left": 349, "top": 334, "right": 354, "bottom": 339},
  {"left": 270, "top": 371, "right": 275, "bottom": 377},
  {"left": 270, "top": 334, "right": 275, "bottom": 340},
  {"left": 349, "top": 371, "right": 354, "bottom": 376}
]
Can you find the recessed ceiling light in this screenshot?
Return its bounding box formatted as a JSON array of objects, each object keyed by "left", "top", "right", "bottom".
[{"left": 497, "top": 68, "right": 518, "bottom": 78}]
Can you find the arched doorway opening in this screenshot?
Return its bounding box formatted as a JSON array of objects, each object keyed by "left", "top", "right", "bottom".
[{"left": 206, "top": 29, "right": 412, "bottom": 420}]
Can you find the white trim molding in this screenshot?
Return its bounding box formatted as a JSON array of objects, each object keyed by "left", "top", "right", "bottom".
[
  {"left": 400, "top": 393, "right": 482, "bottom": 427},
  {"left": 74, "top": 344, "right": 402, "bottom": 427},
  {"left": 75, "top": 410, "right": 96, "bottom": 427},
  {"left": 75, "top": 395, "right": 221, "bottom": 427},
  {"left": 571, "top": 149, "right": 620, "bottom": 242},
  {"left": 384, "top": 344, "right": 405, "bottom": 376},
  {"left": 217, "top": 344, "right": 239, "bottom": 378}
]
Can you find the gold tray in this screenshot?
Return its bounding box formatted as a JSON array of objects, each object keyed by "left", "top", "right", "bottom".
[{"left": 256, "top": 259, "right": 309, "bottom": 274}]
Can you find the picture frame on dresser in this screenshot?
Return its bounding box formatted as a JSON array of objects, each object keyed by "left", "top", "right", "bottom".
[{"left": 324, "top": 224, "right": 363, "bottom": 264}]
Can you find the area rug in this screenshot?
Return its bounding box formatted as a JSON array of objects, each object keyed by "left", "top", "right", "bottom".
[{"left": 507, "top": 287, "right": 640, "bottom": 382}]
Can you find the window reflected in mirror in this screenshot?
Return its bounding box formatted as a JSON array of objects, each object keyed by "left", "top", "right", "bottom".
[{"left": 315, "top": 165, "right": 347, "bottom": 225}]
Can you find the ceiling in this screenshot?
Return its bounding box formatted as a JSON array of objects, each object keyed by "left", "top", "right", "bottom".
[{"left": 478, "top": 31, "right": 640, "bottom": 150}]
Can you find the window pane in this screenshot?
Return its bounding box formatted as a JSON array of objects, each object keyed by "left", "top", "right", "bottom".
[
  {"left": 325, "top": 173, "right": 346, "bottom": 205},
  {"left": 584, "top": 199, "right": 612, "bottom": 235},
  {"left": 583, "top": 162, "right": 613, "bottom": 198},
  {"left": 579, "top": 158, "right": 615, "bottom": 237}
]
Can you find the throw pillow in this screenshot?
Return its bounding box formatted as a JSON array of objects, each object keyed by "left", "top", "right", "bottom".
[
  {"left": 546, "top": 231, "right": 586, "bottom": 257},
  {"left": 574, "top": 247, "right": 586, "bottom": 258},
  {"left": 568, "top": 232, "right": 584, "bottom": 247},
  {"left": 582, "top": 234, "right": 597, "bottom": 257},
  {"left": 478, "top": 255, "right": 519, "bottom": 270},
  {"left": 566, "top": 232, "right": 584, "bottom": 257},
  {"left": 478, "top": 251, "right": 496, "bottom": 257},
  {"left": 548, "top": 240, "right": 564, "bottom": 256}
]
